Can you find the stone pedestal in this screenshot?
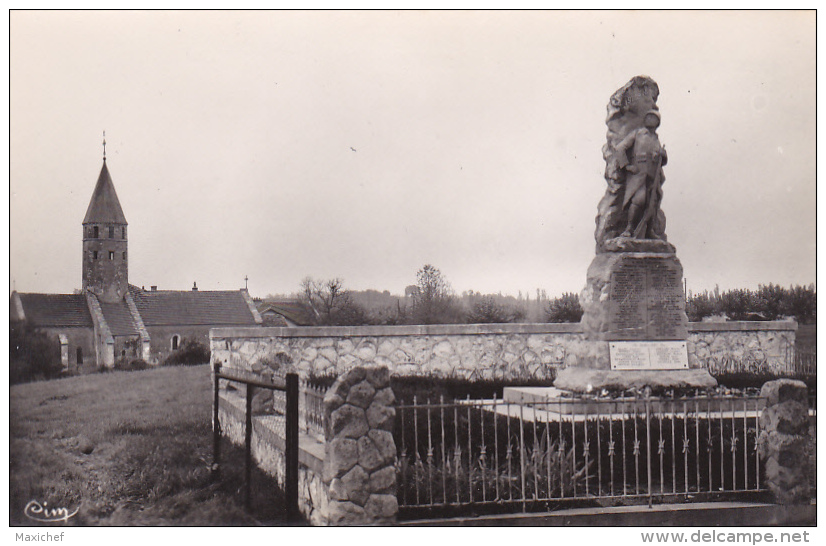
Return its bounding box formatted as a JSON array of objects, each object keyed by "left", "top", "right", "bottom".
[{"left": 556, "top": 250, "right": 716, "bottom": 392}]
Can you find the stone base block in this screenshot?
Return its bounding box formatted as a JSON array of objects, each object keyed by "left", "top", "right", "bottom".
[
  {"left": 553, "top": 367, "right": 717, "bottom": 393},
  {"left": 580, "top": 252, "right": 688, "bottom": 342}
]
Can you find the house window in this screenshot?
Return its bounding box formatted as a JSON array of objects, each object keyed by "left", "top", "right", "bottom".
[
  {"left": 123, "top": 251, "right": 127, "bottom": 260},
  {"left": 109, "top": 251, "right": 114, "bottom": 260},
  {"left": 76, "top": 347, "right": 83, "bottom": 365},
  {"left": 93, "top": 226, "right": 99, "bottom": 238},
  {"left": 171, "top": 335, "right": 180, "bottom": 351},
  {"left": 109, "top": 226, "right": 115, "bottom": 238},
  {"left": 92, "top": 250, "right": 98, "bottom": 260},
  {"left": 122, "top": 226, "right": 126, "bottom": 239}
]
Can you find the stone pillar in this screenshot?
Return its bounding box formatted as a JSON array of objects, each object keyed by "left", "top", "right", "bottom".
[
  {"left": 322, "top": 365, "right": 397, "bottom": 525},
  {"left": 758, "top": 379, "right": 811, "bottom": 505}
]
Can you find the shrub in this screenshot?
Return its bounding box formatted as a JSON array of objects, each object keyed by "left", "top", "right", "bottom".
[
  {"left": 466, "top": 296, "right": 524, "bottom": 324},
  {"left": 546, "top": 292, "right": 583, "bottom": 323},
  {"left": 162, "top": 339, "right": 210, "bottom": 366},
  {"left": 9, "top": 321, "right": 63, "bottom": 384},
  {"left": 686, "top": 292, "right": 718, "bottom": 322},
  {"left": 114, "top": 358, "right": 150, "bottom": 372}
]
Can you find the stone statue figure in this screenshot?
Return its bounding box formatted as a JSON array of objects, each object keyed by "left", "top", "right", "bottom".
[
  {"left": 595, "top": 76, "right": 673, "bottom": 253},
  {"left": 614, "top": 110, "right": 667, "bottom": 239}
]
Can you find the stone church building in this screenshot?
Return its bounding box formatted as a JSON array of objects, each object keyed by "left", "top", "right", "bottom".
[{"left": 10, "top": 157, "right": 262, "bottom": 372}]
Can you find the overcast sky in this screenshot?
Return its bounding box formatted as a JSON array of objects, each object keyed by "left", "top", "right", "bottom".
[{"left": 9, "top": 10, "right": 816, "bottom": 299}]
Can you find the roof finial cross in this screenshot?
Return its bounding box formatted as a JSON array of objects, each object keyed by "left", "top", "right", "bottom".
[
  {"left": 244, "top": 275, "right": 249, "bottom": 290},
  {"left": 102, "top": 130, "right": 107, "bottom": 161}
]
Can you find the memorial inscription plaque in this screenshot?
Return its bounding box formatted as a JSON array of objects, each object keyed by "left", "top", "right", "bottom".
[
  {"left": 609, "top": 341, "right": 689, "bottom": 370},
  {"left": 607, "top": 256, "right": 687, "bottom": 340}
]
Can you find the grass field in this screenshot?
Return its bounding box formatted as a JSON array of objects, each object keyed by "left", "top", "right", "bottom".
[{"left": 9, "top": 364, "right": 292, "bottom": 526}]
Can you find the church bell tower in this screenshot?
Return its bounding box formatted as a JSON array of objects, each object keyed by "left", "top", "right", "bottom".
[{"left": 82, "top": 137, "right": 128, "bottom": 303}]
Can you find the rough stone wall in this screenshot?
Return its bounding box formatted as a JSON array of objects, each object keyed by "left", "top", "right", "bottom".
[
  {"left": 217, "top": 367, "right": 397, "bottom": 526},
  {"left": 322, "top": 366, "right": 397, "bottom": 525},
  {"left": 757, "top": 379, "right": 812, "bottom": 505},
  {"left": 688, "top": 326, "right": 796, "bottom": 374},
  {"left": 210, "top": 323, "right": 796, "bottom": 380},
  {"left": 211, "top": 325, "right": 581, "bottom": 381}
]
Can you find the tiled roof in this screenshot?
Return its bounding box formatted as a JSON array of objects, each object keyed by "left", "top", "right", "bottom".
[
  {"left": 257, "top": 300, "right": 314, "bottom": 326},
  {"left": 83, "top": 161, "right": 127, "bottom": 225},
  {"left": 15, "top": 293, "right": 93, "bottom": 328},
  {"left": 99, "top": 300, "right": 138, "bottom": 336},
  {"left": 129, "top": 286, "right": 258, "bottom": 326}
]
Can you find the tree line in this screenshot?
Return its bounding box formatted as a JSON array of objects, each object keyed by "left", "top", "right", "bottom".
[
  {"left": 296, "top": 265, "right": 539, "bottom": 326},
  {"left": 685, "top": 284, "right": 815, "bottom": 324},
  {"left": 293, "top": 268, "right": 815, "bottom": 326}
]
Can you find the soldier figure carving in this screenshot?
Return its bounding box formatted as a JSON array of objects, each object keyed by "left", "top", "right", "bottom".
[
  {"left": 614, "top": 110, "right": 667, "bottom": 239},
  {"left": 594, "top": 75, "right": 674, "bottom": 254}
]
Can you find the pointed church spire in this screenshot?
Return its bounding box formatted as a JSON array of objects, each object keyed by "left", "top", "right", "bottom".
[{"left": 83, "top": 157, "right": 127, "bottom": 225}]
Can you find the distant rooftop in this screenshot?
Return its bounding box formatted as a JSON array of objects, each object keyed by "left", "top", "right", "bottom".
[{"left": 257, "top": 300, "right": 314, "bottom": 326}]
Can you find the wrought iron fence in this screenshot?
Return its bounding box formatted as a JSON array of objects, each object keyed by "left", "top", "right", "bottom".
[
  {"left": 300, "top": 380, "right": 327, "bottom": 441},
  {"left": 394, "top": 392, "right": 766, "bottom": 515},
  {"left": 792, "top": 349, "right": 817, "bottom": 377},
  {"left": 271, "top": 378, "right": 327, "bottom": 441}
]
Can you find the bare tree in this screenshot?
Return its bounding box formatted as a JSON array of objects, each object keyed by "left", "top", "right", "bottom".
[
  {"left": 410, "top": 264, "right": 461, "bottom": 324},
  {"left": 299, "top": 277, "right": 366, "bottom": 326}
]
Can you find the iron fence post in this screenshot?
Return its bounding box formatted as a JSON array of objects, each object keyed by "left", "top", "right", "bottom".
[
  {"left": 245, "top": 383, "right": 254, "bottom": 510},
  {"left": 285, "top": 373, "right": 300, "bottom": 521},
  {"left": 212, "top": 361, "right": 221, "bottom": 478},
  {"left": 645, "top": 388, "right": 653, "bottom": 509}
]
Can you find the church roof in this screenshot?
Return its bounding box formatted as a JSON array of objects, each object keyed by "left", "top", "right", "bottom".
[
  {"left": 14, "top": 293, "right": 94, "bottom": 328},
  {"left": 99, "top": 300, "right": 139, "bottom": 336},
  {"left": 83, "top": 161, "right": 127, "bottom": 225},
  {"left": 129, "top": 285, "right": 259, "bottom": 327}
]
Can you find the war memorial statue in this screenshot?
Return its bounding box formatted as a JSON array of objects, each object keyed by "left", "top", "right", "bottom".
[
  {"left": 554, "top": 76, "right": 716, "bottom": 392},
  {"left": 595, "top": 75, "right": 674, "bottom": 253}
]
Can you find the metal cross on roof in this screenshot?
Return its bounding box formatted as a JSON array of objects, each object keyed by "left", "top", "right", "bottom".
[{"left": 103, "top": 130, "right": 106, "bottom": 161}]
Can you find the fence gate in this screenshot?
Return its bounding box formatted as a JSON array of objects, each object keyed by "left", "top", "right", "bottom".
[{"left": 212, "top": 362, "right": 300, "bottom": 520}]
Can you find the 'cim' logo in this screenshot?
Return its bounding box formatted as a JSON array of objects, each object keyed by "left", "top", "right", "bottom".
[{"left": 24, "top": 500, "right": 78, "bottom": 523}]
